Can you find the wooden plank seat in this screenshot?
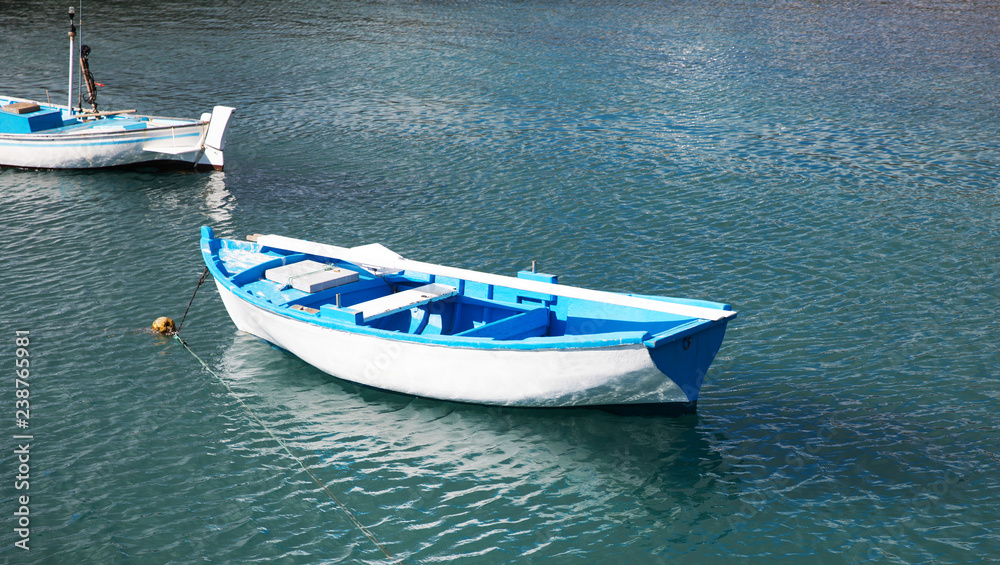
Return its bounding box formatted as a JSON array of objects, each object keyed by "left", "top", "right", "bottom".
[
  {"left": 350, "top": 283, "right": 458, "bottom": 323},
  {"left": 265, "top": 259, "right": 359, "bottom": 293}
]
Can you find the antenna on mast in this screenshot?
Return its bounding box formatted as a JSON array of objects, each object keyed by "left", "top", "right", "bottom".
[{"left": 67, "top": 6, "right": 76, "bottom": 112}]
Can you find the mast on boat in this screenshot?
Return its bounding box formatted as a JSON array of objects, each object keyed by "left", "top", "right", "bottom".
[{"left": 67, "top": 6, "right": 76, "bottom": 111}]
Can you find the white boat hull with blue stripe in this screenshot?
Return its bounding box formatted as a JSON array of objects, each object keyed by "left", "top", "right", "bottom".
[
  {"left": 201, "top": 227, "right": 737, "bottom": 412},
  {"left": 1, "top": 96, "right": 234, "bottom": 170}
]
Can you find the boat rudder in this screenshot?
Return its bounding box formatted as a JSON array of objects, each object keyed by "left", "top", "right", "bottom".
[{"left": 198, "top": 106, "right": 235, "bottom": 170}]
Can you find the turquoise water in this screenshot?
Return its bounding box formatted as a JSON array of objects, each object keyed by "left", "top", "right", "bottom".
[{"left": 2, "top": 0, "right": 999, "bottom": 562}]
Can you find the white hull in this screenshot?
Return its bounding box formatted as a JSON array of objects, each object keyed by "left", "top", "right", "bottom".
[{"left": 216, "top": 280, "right": 691, "bottom": 407}]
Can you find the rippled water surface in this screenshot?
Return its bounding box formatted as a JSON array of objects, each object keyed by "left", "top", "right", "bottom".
[{"left": 2, "top": 0, "right": 999, "bottom": 562}]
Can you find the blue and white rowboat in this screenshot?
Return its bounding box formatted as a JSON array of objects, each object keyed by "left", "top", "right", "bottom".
[
  {"left": 0, "top": 96, "right": 234, "bottom": 170},
  {"left": 201, "top": 227, "right": 737, "bottom": 412}
]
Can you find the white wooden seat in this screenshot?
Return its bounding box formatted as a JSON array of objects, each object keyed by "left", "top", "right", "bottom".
[
  {"left": 265, "top": 259, "right": 359, "bottom": 293},
  {"left": 351, "top": 283, "right": 457, "bottom": 323}
]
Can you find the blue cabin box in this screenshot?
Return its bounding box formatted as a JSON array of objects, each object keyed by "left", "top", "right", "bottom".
[{"left": 0, "top": 103, "right": 63, "bottom": 134}]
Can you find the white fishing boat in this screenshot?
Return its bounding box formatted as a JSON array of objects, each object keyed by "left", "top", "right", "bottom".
[
  {"left": 0, "top": 8, "right": 234, "bottom": 171},
  {"left": 201, "top": 227, "right": 737, "bottom": 412}
]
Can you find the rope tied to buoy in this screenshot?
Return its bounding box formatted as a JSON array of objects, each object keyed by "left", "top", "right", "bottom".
[
  {"left": 152, "top": 267, "right": 209, "bottom": 337},
  {"left": 176, "top": 266, "right": 210, "bottom": 336},
  {"left": 161, "top": 269, "right": 397, "bottom": 562}
]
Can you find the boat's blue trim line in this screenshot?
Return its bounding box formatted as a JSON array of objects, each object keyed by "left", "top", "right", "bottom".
[
  {"left": 235, "top": 289, "right": 654, "bottom": 350},
  {"left": 0, "top": 131, "right": 201, "bottom": 148}
]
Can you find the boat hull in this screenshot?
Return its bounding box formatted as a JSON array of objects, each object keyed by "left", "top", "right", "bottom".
[
  {"left": 215, "top": 280, "right": 715, "bottom": 408},
  {"left": 1, "top": 123, "right": 203, "bottom": 169},
  {"left": 0, "top": 99, "right": 234, "bottom": 170}
]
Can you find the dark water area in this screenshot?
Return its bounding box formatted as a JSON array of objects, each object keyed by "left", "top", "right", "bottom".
[{"left": 1, "top": 0, "right": 998, "bottom": 562}]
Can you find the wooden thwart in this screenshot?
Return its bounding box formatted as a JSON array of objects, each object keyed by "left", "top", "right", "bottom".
[
  {"left": 351, "top": 283, "right": 458, "bottom": 322},
  {"left": 266, "top": 259, "right": 359, "bottom": 293}
]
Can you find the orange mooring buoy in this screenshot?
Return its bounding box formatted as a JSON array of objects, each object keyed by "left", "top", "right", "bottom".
[{"left": 152, "top": 316, "right": 176, "bottom": 335}]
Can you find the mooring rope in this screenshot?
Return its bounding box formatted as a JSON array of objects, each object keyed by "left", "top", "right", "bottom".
[
  {"left": 171, "top": 274, "right": 397, "bottom": 562},
  {"left": 175, "top": 267, "right": 210, "bottom": 335}
]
